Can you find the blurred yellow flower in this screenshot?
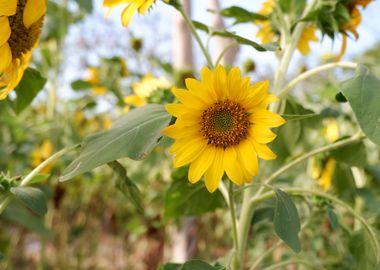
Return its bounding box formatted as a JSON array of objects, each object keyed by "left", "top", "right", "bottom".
[
  {"left": 123, "top": 73, "right": 171, "bottom": 110},
  {"left": 0, "top": 0, "right": 46, "bottom": 100},
  {"left": 103, "top": 0, "right": 169, "bottom": 27},
  {"left": 31, "top": 140, "right": 53, "bottom": 174},
  {"left": 162, "top": 65, "right": 285, "bottom": 192},
  {"left": 324, "top": 119, "right": 339, "bottom": 143},
  {"left": 87, "top": 67, "right": 100, "bottom": 85},
  {"left": 336, "top": 0, "right": 373, "bottom": 61},
  {"left": 318, "top": 159, "right": 335, "bottom": 190},
  {"left": 255, "top": 0, "right": 318, "bottom": 56}
]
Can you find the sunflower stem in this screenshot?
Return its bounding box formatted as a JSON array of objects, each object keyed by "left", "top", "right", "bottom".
[
  {"left": 229, "top": 182, "right": 239, "bottom": 253},
  {"left": 177, "top": 4, "right": 214, "bottom": 68},
  {"left": 0, "top": 144, "right": 80, "bottom": 215},
  {"left": 278, "top": 61, "right": 358, "bottom": 98}
]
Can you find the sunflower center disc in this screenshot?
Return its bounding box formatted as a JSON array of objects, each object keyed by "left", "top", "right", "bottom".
[
  {"left": 201, "top": 99, "right": 251, "bottom": 148},
  {"left": 8, "top": 0, "right": 44, "bottom": 59}
]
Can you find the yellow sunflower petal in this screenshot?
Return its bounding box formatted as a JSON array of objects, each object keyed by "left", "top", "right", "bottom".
[
  {"left": 23, "top": 0, "right": 47, "bottom": 29},
  {"left": 121, "top": 1, "right": 142, "bottom": 27},
  {"left": 250, "top": 110, "right": 286, "bottom": 127},
  {"left": 172, "top": 87, "right": 207, "bottom": 110},
  {"left": 223, "top": 147, "right": 244, "bottom": 186},
  {"left": 252, "top": 141, "right": 276, "bottom": 160},
  {"left": 188, "top": 146, "right": 216, "bottom": 184},
  {"left": 173, "top": 138, "right": 207, "bottom": 168},
  {"left": 138, "top": 0, "right": 155, "bottom": 14},
  {"left": 204, "top": 147, "right": 225, "bottom": 193},
  {"left": 237, "top": 140, "right": 258, "bottom": 177},
  {"left": 0, "top": 17, "right": 11, "bottom": 47},
  {"left": 250, "top": 126, "right": 276, "bottom": 143},
  {"left": 0, "top": 0, "right": 17, "bottom": 16},
  {"left": 0, "top": 43, "right": 12, "bottom": 72},
  {"left": 185, "top": 78, "right": 214, "bottom": 105},
  {"left": 213, "top": 64, "right": 227, "bottom": 100}
]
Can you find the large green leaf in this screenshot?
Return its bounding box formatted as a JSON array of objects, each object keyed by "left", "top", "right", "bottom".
[
  {"left": 1, "top": 202, "right": 51, "bottom": 236},
  {"left": 13, "top": 68, "right": 47, "bottom": 114},
  {"left": 349, "top": 229, "right": 378, "bottom": 270},
  {"left": 60, "top": 104, "right": 171, "bottom": 181},
  {"left": 219, "top": 6, "right": 267, "bottom": 24},
  {"left": 164, "top": 168, "right": 225, "bottom": 219},
  {"left": 330, "top": 139, "right": 367, "bottom": 167},
  {"left": 340, "top": 66, "right": 380, "bottom": 145},
  {"left": 213, "top": 31, "right": 280, "bottom": 51},
  {"left": 273, "top": 189, "right": 301, "bottom": 252},
  {"left": 10, "top": 187, "right": 48, "bottom": 216},
  {"left": 108, "top": 161, "right": 143, "bottom": 213}
]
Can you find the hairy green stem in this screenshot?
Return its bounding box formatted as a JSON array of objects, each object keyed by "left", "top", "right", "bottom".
[
  {"left": 278, "top": 62, "right": 358, "bottom": 98},
  {"left": 0, "top": 144, "right": 80, "bottom": 215},
  {"left": 229, "top": 182, "right": 239, "bottom": 257},
  {"left": 215, "top": 41, "right": 238, "bottom": 67},
  {"left": 177, "top": 5, "right": 214, "bottom": 68}
]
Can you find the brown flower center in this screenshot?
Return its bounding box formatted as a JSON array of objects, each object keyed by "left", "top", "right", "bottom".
[
  {"left": 8, "top": 0, "right": 44, "bottom": 60},
  {"left": 201, "top": 99, "right": 251, "bottom": 148}
]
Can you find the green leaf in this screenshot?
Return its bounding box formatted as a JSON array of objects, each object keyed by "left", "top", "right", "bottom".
[
  {"left": 13, "top": 68, "right": 47, "bottom": 114},
  {"left": 192, "top": 20, "right": 209, "bottom": 33},
  {"left": 340, "top": 66, "right": 380, "bottom": 145},
  {"left": 326, "top": 205, "right": 340, "bottom": 231},
  {"left": 60, "top": 104, "right": 171, "bottom": 181},
  {"left": 164, "top": 168, "right": 225, "bottom": 219},
  {"left": 181, "top": 260, "right": 219, "bottom": 270},
  {"left": 77, "top": 0, "right": 93, "bottom": 13},
  {"left": 28, "top": 174, "right": 49, "bottom": 185},
  {"left": 1, "top": 202, "right": 51, "bottom": 236},
  {"left": 330, "top": 139, "right": 367, "bottom": 167},
  {"left": 335, "top": 92, "right": 348, "bottom": 103},
  {"left": 71, "top": 79, "right": 92, "bottom": 91},
  {"left": 10, "top": 187, "right": 48, "bottom": 216},
  {"left": 213, "top": 31, "right": 280, "bottom": 51},
  {"left": 219, "top": 6, "right": 267, "bottom": 24},
  {"left": 349, "top": 229, "right": 378, "bottom": 269},
  {"left": 273, "top": 189, "right": 301, "bottom": 252},
  {"left": 0, "top": 251, "right": 4, "bottom": 261},
  {"left": 108, "top": 161, "right": 143, "bottom": 213},
  {"left": 158, "top": 263, "right": 182, "bottom": 270},
  {"left": 281, "top": 113, "right": 318, "bottom": 121}
]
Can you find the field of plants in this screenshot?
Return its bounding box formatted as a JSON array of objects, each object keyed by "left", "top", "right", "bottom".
[{"left": 1, "top": 0, "right": 380, "bottom": 269}]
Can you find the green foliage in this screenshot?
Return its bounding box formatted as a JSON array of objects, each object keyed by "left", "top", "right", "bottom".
[
  {"left": 10, "top": 187, "right": 48, "bottom": 216},
  {"left": 12, "top": 68, "right": 47, "bottom": 114},
  {"left": 192, "top": 21, "right": 280, "bottom": 52},
  {"left": 330, "top": 139, "right": 367, "bottom": 167},
  {"left": 348, "top": 229, "right": 379, "bottom": 270},
  {"left": 1, "top": 202, "right": 51, "bottom": 236},
  {"left": 273, "top": 189, "right": 301, "bottom": 252},
  {"left": 164, "top": 168, "right": 225, "bottom": 219},
  {"left": 108, "top": 161, "right": 143, "bottom": 213},
  {"left": 71, "top": 80, "right": 92, "bottom": 91},
  {"left": 340, "top": 66, "right": 380, "bottom": 145},
  {"left": 325, "top": 205, "right": 340, "bottom": 231},
  {"left": 60, "top": 105, "right": 171, "bottom": 181},
  {"left": 160, "top": 260, "right": 225, "bottom": 270},
  {"left": 219, "top": 6, "right": 267, "bottom": 24}
]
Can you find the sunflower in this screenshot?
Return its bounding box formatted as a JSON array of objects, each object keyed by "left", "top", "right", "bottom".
[
  {"left": 103, "top": 0, "right": 169, "bottom": 27},
  {"left": 162, "top": 65, "right": 285, "bottom": 192},
  {"left": 31, "top": 140, "right": 53, "bottom": 174},
  {"left": 124, "top": 73, "right": 171, "bottom": 111},
  {"left": 255, "top": 0, "right": 318, "bottom": 56},
  {"left": 336, "top": 0, "right": 373, "bottom": 61},
  {"left": 0, "top": 0, "right": 46, "bottom": 100}
]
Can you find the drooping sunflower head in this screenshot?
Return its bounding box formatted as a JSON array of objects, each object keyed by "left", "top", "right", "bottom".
[
  {"left": 163, "top": 65, "right": 285, "bottom": 192},
  {"left": 0, "top": 0, "right": 46, "bottom": 100},
  {"left": 103, "top": 0, "right": 169, "bottom": 27}
]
